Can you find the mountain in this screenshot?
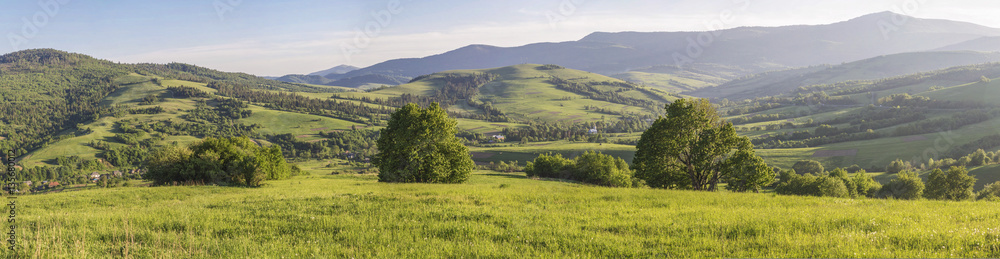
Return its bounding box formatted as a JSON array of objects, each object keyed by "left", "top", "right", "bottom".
[
  {"left": 934, "top": 36, "right": 1000, "bottom": 52},
  {"left": 329, "top": 12, "right": 1000, "bottom": 89},
  {"left": 275, "top": 74, "right": 333, "bottom": 85},
  {"left": 690, "top": 51, "right": 1000, "bottom": 100},
  {"left": 308, "top": 65, "right": 359, "bottom": 77},
  {"left": 328, "top": 74, "right": 410, "bottom": 89}
]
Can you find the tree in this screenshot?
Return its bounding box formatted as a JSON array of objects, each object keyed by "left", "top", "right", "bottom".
[
  {"left": 886, "top": 159, "right": 911, "bottom": 174},
  {"left": 925, "top": 166, "right": 977, "bottom": 201},
  {"left": 877, "top": 170, "right": 924, "bottom": 200},
  {"left": 792, "top": 160, "right": 824, "bottom": 175},
  {"left": 978, "top": 181, "right": 1000, "bottom": 201},
  {"left": 375, "top": 103, "right": 473, "bottom": 183},
  {"left": 851, "top": 169, "right": 882, "bottom": 198},
  {"left": 845, "top": 164, "right": 864, "bottom": 174},
  {"left": 969, "top": 149, "right": 990, "bottom": 167},
  {"left": 721, "top": 140, "right": 774, "bottom": 193},
  {"left": 633, "top": 98, "right": 759, "bottom": 191}
]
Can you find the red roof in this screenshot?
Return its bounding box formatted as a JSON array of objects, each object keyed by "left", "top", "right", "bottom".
[{"left": 48, "top": 182, "right": 59, "bottom": 187}]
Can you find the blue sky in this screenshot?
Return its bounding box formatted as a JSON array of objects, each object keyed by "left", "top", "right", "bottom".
[{"left": 3, "top": 0, "right": 1000, "bottom": 76}]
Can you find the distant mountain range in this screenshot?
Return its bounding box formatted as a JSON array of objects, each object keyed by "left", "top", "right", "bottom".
[
  {"left": 271, "top": 11, "right": 1000, "bottom": 90},
  {"left": 308, "top": 65, "right": 359, "bottom": 77}
]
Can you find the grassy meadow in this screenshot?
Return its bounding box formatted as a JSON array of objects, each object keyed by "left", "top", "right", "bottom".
[{"left": 8, "top": 172, "right": 1000, "bottom": 258}]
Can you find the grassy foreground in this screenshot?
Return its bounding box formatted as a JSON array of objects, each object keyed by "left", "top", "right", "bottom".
[{"left": 9, "top": 172, "right": 1000, "bottom": 258}]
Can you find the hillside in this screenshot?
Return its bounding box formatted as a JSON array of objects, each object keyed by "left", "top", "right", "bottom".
[
  {"left": 11, "top": 172, "right": 1000, "bottom": 258},
  {"left": 935, "top": 36, "right": 1000, "bottom": 52},
  {"left": 346, "top": 64, "right": 678, "bottom": 123},
  {"left": 689, "top": 51, "right": 1000, "bottom": 100}
]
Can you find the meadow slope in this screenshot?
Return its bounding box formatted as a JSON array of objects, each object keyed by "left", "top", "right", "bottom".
[{"left": 10, "top": 172, "right": 1000, "bottom": 258}]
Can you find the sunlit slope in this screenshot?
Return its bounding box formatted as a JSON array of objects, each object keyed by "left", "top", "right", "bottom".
[{"left": 363, "top": 64, "right": 679, "bottom": 123}]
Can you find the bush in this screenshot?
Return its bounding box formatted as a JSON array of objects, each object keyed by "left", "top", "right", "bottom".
[
  {"left": 144, "top": 137, "right": 290, "bottom": 187},
  {"left": 978, "top": 181, "right": 1000, "bottom": 201},
  {"left": 924, "top": 166, "right": 976, "bottom": 201},
  {"left": 792, "top": 160, "right": 824, "bottom": 175},
  {"left": 573, "top": 151, "right": 633, "bottom": 187},
  {"left": 526, "top": 151, "right": 635, "bottom": 187},
  {"left": 886, "top": 159, "right": 912, "bottom": 174},
  {"left": 815, "top": 176, "right": 850, "bottom": 198},
  {"left": 851, "top": 170, "right": 882, "bottom": 198},
  {"left": 845, "top": 164, "right": 864, "bottom": 174},
  {"left": 877, "top": 171, "right": 924, "bottom": 200},
  {"left": 525, "top": 153, "right": 574, "bottom": 179}
]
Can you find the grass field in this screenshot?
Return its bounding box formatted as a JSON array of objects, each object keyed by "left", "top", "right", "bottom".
[{"left": 9, "top": 172, "right": 1000, "bottom": 258}]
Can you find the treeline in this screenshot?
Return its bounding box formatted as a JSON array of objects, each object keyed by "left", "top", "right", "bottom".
[
  {"left": 333, "top": 73, "right": 509, "bottom": 121},
  {"left": 877, "top": 93, "right": 987, "bottom": 109},
  {"left": 548, "top": 77, "right": 663, "bottom": 109},
  {"left": 133, "top": 62, "right": 339, "bottom": 93},
  {"left": 753, "top": 107, "right": 994, "bottom": 148},
  {"left": 892, "top": 110, "right": 991, "bottom": 136},
  {"left": 265, "top": 129, "right": 379, "bottom": 163},
  {"left": 213, "top": 82, "right": 393, "bottom": 124},
  {"left": 165, "top": 85, "right": 209, "bottom": 98},
  {"left": 500, "top": 117, "right": 654, "bottom": 142}
]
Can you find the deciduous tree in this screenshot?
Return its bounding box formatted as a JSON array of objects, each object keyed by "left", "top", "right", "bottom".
[{"left": 375, "top": 103, "right": 473, "bottom": 183}]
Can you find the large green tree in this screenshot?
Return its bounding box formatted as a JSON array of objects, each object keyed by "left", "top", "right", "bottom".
[
  {"left": 375, "top": 102, "right": 473, "bottom": 183},
  {"left": 633, "top": 98, "right": 771, "bottom": 191}
]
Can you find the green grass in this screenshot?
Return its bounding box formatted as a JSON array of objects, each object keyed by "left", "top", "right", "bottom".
[
  {"left": 10, "top": 172, "right": 1000, "bottom": 258},
  {"left": 612, "top": 71, "right": 716, "bottom": 92},
  {"left": 921, "top": 78, "right": 1000, "bottom": 106},
  {"left": 239, "top": 104, "right": 364, "bottom": 137}
]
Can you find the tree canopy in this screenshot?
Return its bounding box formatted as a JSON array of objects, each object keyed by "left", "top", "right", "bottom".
[
  {"left": 375, "top": 103, "right": 474, "bottom": 183},
  {"left": 632, "top": 98, "right": 772, "bottom": 191}
]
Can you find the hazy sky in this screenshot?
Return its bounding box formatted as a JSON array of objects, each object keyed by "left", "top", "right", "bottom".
[{"left": 2, "top": 0, "right": 999, "bottom": 76}]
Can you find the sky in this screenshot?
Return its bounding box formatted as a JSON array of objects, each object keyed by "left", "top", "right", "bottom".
[{"left": 2, "top": 0, "right": 1000, "bottom": 76}]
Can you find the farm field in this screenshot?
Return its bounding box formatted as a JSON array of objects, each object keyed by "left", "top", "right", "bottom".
[{"left": 11, "top": 172, "right": 1000, "bottom": 258}]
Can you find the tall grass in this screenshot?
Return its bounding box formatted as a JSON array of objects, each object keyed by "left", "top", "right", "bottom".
[{"left": 8, "top": 172, "right": 1000, "bottom": 258}]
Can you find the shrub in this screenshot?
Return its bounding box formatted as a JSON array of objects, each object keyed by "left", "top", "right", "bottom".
[
  {"left": 525, "top": 153, "right": 574, "bottom": 179},
  {"left": 978, "top": 181, "right": 1000, "bottom": 201},
  {"left": 924, "top": 166, "right": 977, "bottom": 201},
  {"left": 877, "top": 171, "right": 924, "bottom": 200},
  {"left": 886, "top": 159, "right": 912, "bottom": 174},
  {"left": 845, "top": 164, "right": 864, "bottom": 174},
  {"left": 526, "top": 151, "right": 635, "bottom": 187},
  {"left": 144, "top": 137, "right": 290, "bottom": 187},
  {"left": 792, "top": 160, "right": 824, "bottom": 175},
  {"left": 573, "top": 151, "right": 633, "bottom": 187},
  {"left": 851, "top": 170, "right": 882, "bottom": 198}
]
